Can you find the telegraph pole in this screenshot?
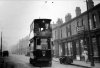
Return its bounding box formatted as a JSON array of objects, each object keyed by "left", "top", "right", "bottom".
[
  {"left": 1, "top": 32, "right": 2, "bottom": 57},
  {"left": 86, "top": 0, "right": 95, "bottom": 66}
]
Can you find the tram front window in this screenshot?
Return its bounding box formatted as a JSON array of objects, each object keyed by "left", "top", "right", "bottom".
[
  {"left": 45, "top": 23, "right": 49, "bottom": 29},
  {"left": 41, "top": 39, "right": 48, "bottom": 50},
  {"left": 36, "top": 38, "right": 49, "bottom": 50}
]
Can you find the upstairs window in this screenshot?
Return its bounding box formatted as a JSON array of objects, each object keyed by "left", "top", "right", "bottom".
[
  {"left": 66, "top": 27, "right": 68, "bottom": 37},
  {"left": 81, "top": 19, "right": 83, "bottom": 26},
  {"left": 55, "top": 31, "right": 56, "bottom": 39},
  {"left": 61, "top": 29, "right": 62, "bottom": 38},
  {"left": 89, "top": 19, "right": 92, "bottom": 30},
  {"left": 98, "top": 11, "right": 100, "bottom": 22},
  {"left": 77, "top": 21, "right": 79, "bottom": 27},
  {"left": 77, "top": 19, "right": 83, "bottom": 27},
  {"left": 67, "top": 24, "right": 71, "bottom": 37}
]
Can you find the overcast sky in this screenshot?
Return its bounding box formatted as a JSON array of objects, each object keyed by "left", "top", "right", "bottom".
[{"left": 0, "top": 0, "right": 100, "bottom": 49}]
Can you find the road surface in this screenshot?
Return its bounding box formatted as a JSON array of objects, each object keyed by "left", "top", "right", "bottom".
[{"left": 3, "top": 54, "right": 88, "bottom": 68}]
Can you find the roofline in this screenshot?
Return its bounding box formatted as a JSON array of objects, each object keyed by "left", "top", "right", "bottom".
[{"left": 53, "top": 3, "right": 100, "bottom": 30}]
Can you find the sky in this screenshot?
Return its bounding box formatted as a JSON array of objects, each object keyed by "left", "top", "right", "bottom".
[{"left": 0, "top": 0, "right": 100, "bottom": 50}]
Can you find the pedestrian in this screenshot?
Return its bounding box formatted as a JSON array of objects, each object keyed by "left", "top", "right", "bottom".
[{"left": 83, "top": 49, "right": 88, "bottom": 62}]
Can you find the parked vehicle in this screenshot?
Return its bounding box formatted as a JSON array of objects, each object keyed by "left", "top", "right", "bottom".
[
  {"left": 59, "top": 56, "right": 73, "bottom": 64},
  {"left": 3, "top": 50, "right": 9, "bottom": 57}
]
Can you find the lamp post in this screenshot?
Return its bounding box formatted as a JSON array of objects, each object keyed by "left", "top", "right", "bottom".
[{"left": 86, "top": 0, "right": 95, "bottom": 66}]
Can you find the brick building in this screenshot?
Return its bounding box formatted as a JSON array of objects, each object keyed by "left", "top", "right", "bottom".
[{"left": 52, "top": 0, "right": 100, "bottom": 61}]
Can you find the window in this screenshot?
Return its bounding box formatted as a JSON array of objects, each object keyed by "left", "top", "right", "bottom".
[
  {"left": 92, "top": 14, "right": 96, "bottom": 28},
  {"left": 36, "top": 38, "right": 41, "bottom": 49},
  {"left": 66, "top": 26, "right": 68, "bottom": 37},
  {"left": 68, "top": 32, "right": 71, "bottom": 37},
  {"left": 89, "top": 19, "right": 92, "bottom": 30},
  {"left": 92, "top": 38, "right": 98, "bottom": 57},
  {"left": 77, "top": 21, "right": 79, "bottom": 27},
  {"left": 30, "top": 42, "right": 34, "bottom": 51},
  {"left": 36, "top": 38, "right": 40, "bottom": 45},
  {"left": 98, "top": 11, "right": 100, "bottom": 22},
  {"left": 81, "top": 19, "right": 83, "bottom": 26},
  {"left": 61, "top": 29, "right": 62, "bottom": 38},
  {"left": 77, "top": 19, "right": 83, "bottom": 27},
  {"left": 67, "top": 42, "right": 72, "bottom": 56},
  {"left": 68, "top": 24, "right": 71, "bottom": 36},
  {"left": 76, "top": 41, "right": 80, "bottom": 55},
  {"left": 66, "top": 24, "right": 71, "bottom": 37},
  {"left": 55, "top": 31, "right": 56, "bottom": 39},
  {"left": 45, "top": 23, "right": 49, "bottom": 29},
  {"left": 41, "top": 39, "right": 48, "bottom": 50}
]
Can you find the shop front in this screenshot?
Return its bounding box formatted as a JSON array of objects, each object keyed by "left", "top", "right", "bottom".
[
  {"left": 60, "top": 36, "right": 86, "bottom": 61},
  {"left": 53, "top": 40, "right": 60, "bottom": 58},
  {"left": 58, "top": 39, "right": 73, "bottom": 57},
  {"left": 90, "top": 29, "right": 100, "bottom": 61},
  {"left": 72, "top": 38, "right": 86, "bottom": 61}
]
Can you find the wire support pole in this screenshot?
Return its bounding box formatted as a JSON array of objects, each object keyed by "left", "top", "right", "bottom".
[{"left": 86, "top": 0, "right": 95, "bottom": 67}]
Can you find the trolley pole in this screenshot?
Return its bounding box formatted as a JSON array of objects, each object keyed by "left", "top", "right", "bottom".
[{"left": 86, "top": 0, "right": 95, "bottom": 66}]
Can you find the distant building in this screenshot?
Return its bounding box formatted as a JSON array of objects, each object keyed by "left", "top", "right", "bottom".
[
  {"left": 52, "top": 0, "right": 100, "bottom": 61},
  {"left": 11, "top": 36, "right": 29, "bottom": 55}
]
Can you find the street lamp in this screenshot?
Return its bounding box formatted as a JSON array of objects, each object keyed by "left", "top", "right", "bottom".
[{"left": 86, "top": 0, "right": 95, "bottom": 66}]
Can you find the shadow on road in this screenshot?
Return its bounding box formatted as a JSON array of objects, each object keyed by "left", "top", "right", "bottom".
[
  {"left": 70, "top": 64, "right": 91, "bottom": 68},
  {"left": 0, "top": 62, "right": 15, "bottom": 68}
]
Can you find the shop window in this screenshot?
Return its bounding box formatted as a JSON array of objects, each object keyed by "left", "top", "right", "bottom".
[
  {"left": 76, "top": 41, "right": 80, "bottom": 55},
  {"left": 76, "top": 40, "right": 81, "bottom": 60},
  {"left": 92, "top": 38, "right": 98, "bottom": 57},
  {"left": 65, "top": 43, "right": 68, "bottom": 56},
  {"left": 65, "top": 42, "right": 73, "bottom": 56},
  {"left": 59, "top": 45, "right": 62, "bottom": 56},
  {"left": 80, "top": 40, "right": 84, "bottom": 52},
  {"left": 68, "top": 42, "right": 73, "bottom": 56}
]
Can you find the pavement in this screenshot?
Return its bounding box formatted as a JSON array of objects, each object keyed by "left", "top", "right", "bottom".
[{"left": 53, "top": 58, "right": 100, "bottom": 68}]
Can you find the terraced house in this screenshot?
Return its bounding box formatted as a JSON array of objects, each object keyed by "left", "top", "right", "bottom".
[{"left": 52, "top": 0, "right": 100, "bottom": 62}]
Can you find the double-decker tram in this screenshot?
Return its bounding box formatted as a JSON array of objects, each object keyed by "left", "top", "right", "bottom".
[{"left": 29, "top": 19, "right": 52, "bottom": 67}]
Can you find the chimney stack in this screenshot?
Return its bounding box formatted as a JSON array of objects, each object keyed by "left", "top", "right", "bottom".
[
  {"left": 87, "top": 0, "right": 94, "bottom": 10},
  {"left": 65, "top": 13, "right": 72, "bottom": 22},
  {"left": 56, "top": 18, "right": 63, "bottom": 26},
  {"left": 75, "top": 7, "right": 81, "bottom": 17}
]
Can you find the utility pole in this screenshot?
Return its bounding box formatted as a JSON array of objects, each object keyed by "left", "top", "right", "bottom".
[
  {"left": 1, "top": 32, "right": 2, "bottom": 57},
  {"left": 86, "top": 0, "right": 95, "bottom": 66}
]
